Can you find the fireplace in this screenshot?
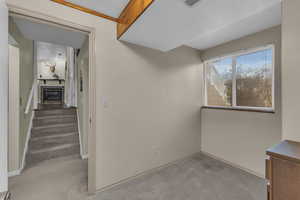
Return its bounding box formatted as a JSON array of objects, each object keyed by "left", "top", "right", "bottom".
[{"left": 41, "top": 86, "right": 64, "bottom": 104}]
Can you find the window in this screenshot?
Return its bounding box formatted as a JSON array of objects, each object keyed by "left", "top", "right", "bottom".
[{"left": 204, "top": 45, "right": 274, "bottom": 111}]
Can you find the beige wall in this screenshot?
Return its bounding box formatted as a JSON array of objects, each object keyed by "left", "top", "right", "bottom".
[
  {"left": 96, "top": 44, "right": 202, "bottom": 189},
  {"left": 282, "top": 0, "right": 300, "bottom": 142},
  {"left": 9, "top": 17, "right": 34, "bottom": 171},
  {"left": 6, "top": 0, "right": 203, "bottom": 190},
  {"left": 200, "top": 26, "right": 282, "bottom": 176},
  {"left": 77, "top": 39, "right": 89, "bottom": 156}
]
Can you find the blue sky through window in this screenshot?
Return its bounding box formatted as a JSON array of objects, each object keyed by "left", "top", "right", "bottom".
[
  {"left": 212, "top": 57, "right": 232, "bottom": 78},
  {"left": 236, "top": 48, "right": 272, "bottom": 75},
  {"left": 211, "top": 48, "right": 272, "bottom": 77}
]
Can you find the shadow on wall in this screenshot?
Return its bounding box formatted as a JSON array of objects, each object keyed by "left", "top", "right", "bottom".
[
  {"left": 118, "top": 41, "right": 203, "bottom": 146},
  {"left": 120, "top": 41, "right": 202, "bottom": 72}
]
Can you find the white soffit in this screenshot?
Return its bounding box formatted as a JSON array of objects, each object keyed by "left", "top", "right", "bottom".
[
  {"left": 120, "top": 0, "right": 282, "bottom": 51},
  {"left": 13, "top": 17, "right": 87, "bottom": 49},
  {"left": 67, "top": 0, "right": 130, "bottom": 18}
]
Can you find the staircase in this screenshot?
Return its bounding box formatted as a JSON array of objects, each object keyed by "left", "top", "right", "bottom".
[
  {"left": 26, "top": 107, "right": 80, "bottom": 168},
  {"left": 207, "top": 83, "right": 228, "bottom": 106}
]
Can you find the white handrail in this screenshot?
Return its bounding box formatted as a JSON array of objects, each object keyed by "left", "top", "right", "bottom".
[{"left": 25, "top": 81, "right": 36, "bottom": 114}]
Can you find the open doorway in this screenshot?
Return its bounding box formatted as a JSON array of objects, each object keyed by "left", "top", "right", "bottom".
[{"left": 6, "top": 8, "right": 96, "bottom": 198}]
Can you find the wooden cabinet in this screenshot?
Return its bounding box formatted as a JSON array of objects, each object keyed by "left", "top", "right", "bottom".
[{"left": 266, "top": 140, "right": 300, "bottom": 200}]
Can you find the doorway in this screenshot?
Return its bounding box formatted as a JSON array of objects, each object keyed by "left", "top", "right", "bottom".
[{"left": 7, "top": 6, "right": 96, "bottom": 195}]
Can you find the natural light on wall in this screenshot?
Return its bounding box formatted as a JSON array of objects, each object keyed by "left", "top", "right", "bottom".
[{"left": 204, "top": 45, "right": 274, "bottom": 111}]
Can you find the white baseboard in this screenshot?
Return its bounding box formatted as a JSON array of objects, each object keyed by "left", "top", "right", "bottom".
[
  {"left": 20, "top": 112, "right": 34, "bottom": 171},
  {"left": 76, "top": 110, "right": 84, "bottom": 158},
  {"left": 8, "top": 169, "right": 21, "bottom": 178},
  {"left": 96, "top": 151, "right": 264, "bottom": 193},
  {"left": 201, "top": 150, "right": 265, "bottom": 179},
  {"left": 96, "top": 152, "right": 200, "bottom": 193}
]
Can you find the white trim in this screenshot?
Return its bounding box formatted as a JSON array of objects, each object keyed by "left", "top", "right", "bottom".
[
  {"left": 81, "top": 154, "right": 88, "bottom": 160},
  {"left": 202, "top": 105, "right": 275, "bottom": 112},
  {"left": 201, "top": 150, "right": 264, "bottom": 179},
  {"left": 7, "top": 5, "right": 97, "bottom": 193},
  {"left": 25, "top": 82, "right": 35, "bottom": 114},
  {"left": 33, "top": 42, "right": 38, "bottom": 110},
  {"left": 76, "top": 109, "right": 83, "bottom": 158},
  {"left": 8, "top": 34, "right": 18, "bottom": 46},
  {"left": 203, "top": 44, "right": 275, "bottom": 112},
  {"left": 20, "top": 112, "right": 34, "bottom": 172},
  {"left": 95, "top": 151, "right": 264, "bottom": 193},
  {"left": 96, "top": 152, "right": 200, "bottom": 193},
  {"left": 7, "top": 4, "right": 93, "bottom": 34},
  {"left": 7, "top": 112, "right": 34, "bottom": 178},
  {"left": 8, "top": 169, "right": 21, "bottom": 178},
  {"left": 204, "top": 44, "right": 275, "bottom": 63},
  {"left": 203, "top": 63, "right": 207, "bottom": 107},
  {"left": 0, "top": 0, "right": 8, "bottom": 192},
  {"left": 232, "top": 58, "right": 237, "bottom": 106}
]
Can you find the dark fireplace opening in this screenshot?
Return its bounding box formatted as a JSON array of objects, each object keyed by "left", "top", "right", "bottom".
[{"left": 41, "top": 86, "right": 64, "bottom": 104}]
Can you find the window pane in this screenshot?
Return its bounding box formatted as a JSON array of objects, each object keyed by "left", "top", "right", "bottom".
[
  {"left": 206, "top": 58, "right": 232, "bottom": 106},
  {"left": 236, "top": 48, "right": 273, "bottom": 107}
]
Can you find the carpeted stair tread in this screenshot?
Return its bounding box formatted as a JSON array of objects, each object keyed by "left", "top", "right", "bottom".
[
  {"left": 35, "top": 114, "right": 76, "bottom": 120},
  {"left": 29, "top": 143, "right": 79, "bottom": 154},
  {"left": 31, "top": 124, "right": 78, "bottom": 137},
  {"left": 26, "top": 144, "right": 80, "bottom": 168},
  {"left": 29, "top": 134, "right": 79, "bottom": 152},
  {"left": 35, "top": 108, "right": 76, "bottom": 117},
  {"left": 30, "top": 132, "right": 78, "bottom": 141},
  {"left": 25, "top": 106, "right": 80, "bottom": 168},
  {"left": 33, "top": 115, "right": 77, "bottom": 127},
  {"left": 32, "top": 122, "right": 77, "bottom": 130}
]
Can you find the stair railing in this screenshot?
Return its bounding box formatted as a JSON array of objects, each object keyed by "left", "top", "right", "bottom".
[{"left": 25, "top": 81, "right": 36, "bottom": 114}]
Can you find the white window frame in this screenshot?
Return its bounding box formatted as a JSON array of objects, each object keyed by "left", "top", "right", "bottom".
[{"left": 203, "top": 44, "right": 275, "bottom": 112}]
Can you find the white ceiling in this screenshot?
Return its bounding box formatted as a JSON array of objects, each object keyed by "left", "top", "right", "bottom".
[
  {"left": 67, "top": 0, "right": 130, "bottom": 18},
  {"left": 13, "top": 17, "right": 88, "bottom": 49},
  {"left": 120, "top": 0, "right": 282, "bottom": 51}
]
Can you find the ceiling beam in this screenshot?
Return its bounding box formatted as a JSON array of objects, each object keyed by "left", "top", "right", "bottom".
[
  {"left": 50, "top": 0, "right": 155, "bottom": 39},
  {"left": 117, "top": 0, "right": 155, "bottom": 39},
  {"left": 51, "top": 0, "right": 120, "bottom": 23}
]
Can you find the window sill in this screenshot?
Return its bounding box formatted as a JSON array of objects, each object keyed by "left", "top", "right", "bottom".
[{"left": 201, "top": 106, "right": 275, "bottom": 114}]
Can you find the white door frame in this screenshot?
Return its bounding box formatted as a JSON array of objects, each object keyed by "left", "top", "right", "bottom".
[
  {"left": 0, "top": 0, "right": 8, "bottom": 193},
  {"left": 8, "top": 44, "right": 20, "bottom": 175},
  {"left": 7, "top": 5, "right": 97, "bottom": 193}
]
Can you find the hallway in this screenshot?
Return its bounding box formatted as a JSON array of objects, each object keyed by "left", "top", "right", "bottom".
[{"left": 9, "top": 156, "right": 88, "bottom": 200}]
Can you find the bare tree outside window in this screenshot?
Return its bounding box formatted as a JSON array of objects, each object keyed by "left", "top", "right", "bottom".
[
  {"left": 236, "top": 49, "right": 273, "bottom": 107},
  {"left": 205, "top": 46, "right": 274, "bottom": 111}
]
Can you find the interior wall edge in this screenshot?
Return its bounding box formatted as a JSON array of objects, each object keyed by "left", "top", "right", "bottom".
[{"left": 201, "top": 150, "right": 264, "bottom": 179}]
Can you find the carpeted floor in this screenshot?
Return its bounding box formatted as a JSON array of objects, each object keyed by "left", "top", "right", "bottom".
[{"left": 8, "top": 153, "right": 266, "bottom": 200}]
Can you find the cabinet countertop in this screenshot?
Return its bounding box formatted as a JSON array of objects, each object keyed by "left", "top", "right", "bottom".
[{"left": 267, "top": 140, "right": 300, "bottom": 164}]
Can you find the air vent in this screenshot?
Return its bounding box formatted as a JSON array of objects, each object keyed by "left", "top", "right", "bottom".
[{"left": 185, "top": 0, "right": 201, "bottom": 6}]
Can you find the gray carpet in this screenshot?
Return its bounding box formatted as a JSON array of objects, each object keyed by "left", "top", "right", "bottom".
[
  {"left": 9, "top": 153, "right": 266, "bottom": 200},
  {"left": 26, "top": 106, "right": 80, "bottom": 168}
]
